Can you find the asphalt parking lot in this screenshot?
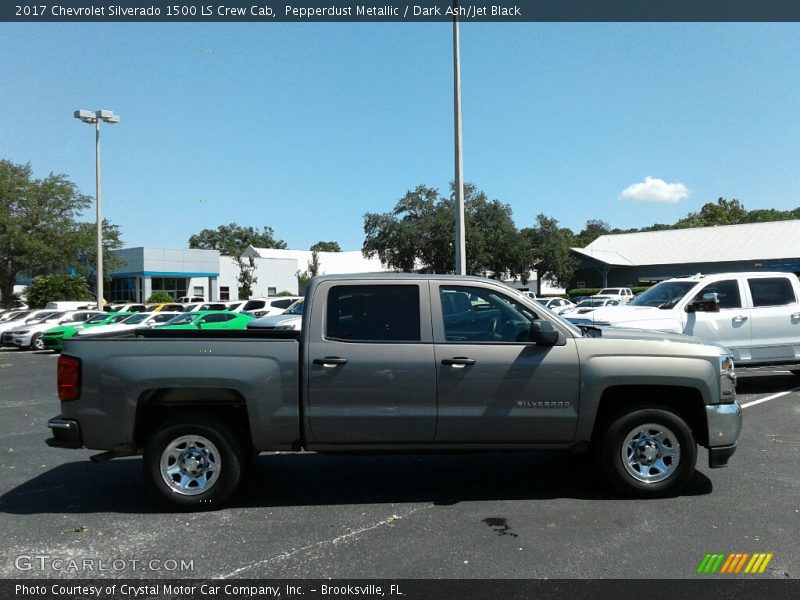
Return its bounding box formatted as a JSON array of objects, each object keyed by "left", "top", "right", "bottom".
[{"left": 0, "top": 348, "right": 797, "bottom": 580}]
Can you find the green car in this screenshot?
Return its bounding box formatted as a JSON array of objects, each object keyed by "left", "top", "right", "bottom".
[
  {"left": 43, "top": 312, "right": 137, "bottom": 352},
  {"left": 158, "top": 311, "right": 254, "bottom": 330}
]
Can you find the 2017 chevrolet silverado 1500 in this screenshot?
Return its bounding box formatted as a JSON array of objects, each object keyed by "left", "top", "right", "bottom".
[
  {"left": 567, "top": 271, "right": 800, "bottom": 371},
  {"left": 48, "top": 275, "right": 742, "bottom": 509}
]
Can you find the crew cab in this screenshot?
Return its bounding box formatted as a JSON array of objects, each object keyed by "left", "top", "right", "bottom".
[
  {"left": 48, "top": 274, "right": 742, "bottom": 509},
  {"left": 568, "top": 272, "right": 800, "bottom": 371}
]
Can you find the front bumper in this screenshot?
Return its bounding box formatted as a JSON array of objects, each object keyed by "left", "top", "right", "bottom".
[
  {"left": 46, "top": 417, "right": 83, "bottom": 449},
  {"left": 705, "top": 402, "right": 742, "bottom": 468}
]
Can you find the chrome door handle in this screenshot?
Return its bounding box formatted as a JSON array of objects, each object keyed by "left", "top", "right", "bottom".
[
  {"left": 313, "top": 357, "right": 348, "bottom": 367},
  {"left": 441, "top": 357, "right": 476, "bottom": 368},
  {"left": 732, "top": 315, "right": 748, "bottom": 323}
]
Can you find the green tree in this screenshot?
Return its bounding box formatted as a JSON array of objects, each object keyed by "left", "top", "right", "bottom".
[
  {"left": 675, "top": 197, "right": 748, "bottom": 228},
  {"left": 0, "top": 159, "right": 94, "bottom": 308},
  {"left": 146, "top": 291, "right": 176, "bottom": 303},
  {"left": 188, "top": 223, "right": 287, "bottom": 300},
  {"left": 363, "top": 183, "right": 527, "bottom": 279},
  {"left": 310, "top": 241, "right": 341, "bottom": 252},
  {"left": 521, "top": 214, "right": 578, "bottom": 295},
  {"left": 574, "top": 219, "right": 610, "bottom": 247},
  {"left": 25, "top": 274, "right": 93, "bottom": 309},
  {"left": 73, "top": 219, "right": 126, "bottom": 285}
]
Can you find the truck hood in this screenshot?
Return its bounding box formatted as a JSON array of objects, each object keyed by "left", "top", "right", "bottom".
[{"left": 593, "top": 326, "right": 715, "bottom": 347}]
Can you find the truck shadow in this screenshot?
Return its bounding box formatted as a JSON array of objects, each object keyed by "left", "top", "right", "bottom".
[{"left": 0, "top": 451, "right": 712, "bottom": 514}]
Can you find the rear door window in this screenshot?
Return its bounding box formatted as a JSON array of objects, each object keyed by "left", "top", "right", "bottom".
[
  {"left": 748, "top": 278, "right": 797, "bottom": 307},
  {"left": 326, "top": 285, "right": 420, "bottom": 342}
]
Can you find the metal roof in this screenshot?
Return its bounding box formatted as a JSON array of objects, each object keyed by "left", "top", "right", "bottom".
[{"left": 573, "top": 220, "right": 800, "bottom": 266}]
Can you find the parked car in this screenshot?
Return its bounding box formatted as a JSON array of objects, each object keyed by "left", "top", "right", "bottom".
[
  {"left": 242, "top": 296, "right": 303, "bottom": 318},
  {"left": 247, "top": 299, "right": 304, "bottom": 331},
  {"left": 45, "top": 301, "right": 94, "bottom": 311},
  {"left": 592, "top": 288, "right": 635, "bottom": 303},
  {"left": 5, "top": 310, "right": 103, "bottom": 350},
  {"left": 0, "top": 310, "right": 59, "bottom": 342},
  {"left": 75, "top": 312, "right": 182, "bottom": 337},
  {"left": 570, "top": 271, "right": 800, "bottom": 370},
  {"left": 224, "top": 301, "right": 245, "bottom": 312},
  {"left": 562, "top": 298, "right": 621, "bottom": 317},
  {"left": 145, "top": 303, "right": 185, "bottom": 312},
  {"left": 0, "top": 309, "right": 30, "bottom": 324},
  {"left": 177, "top": 296, "right": 205, "bottom": 303},
  {"left": 158, "top": 311, "right": 254, "bottom": 330},
  {"left": 42, "top": 312, "right": 137, "bottom": 352},
  {"left": 49, "top": 274, "right": 741, "bottom": 509},
  {"left": 535, "top": 297, "right": 575, "bottom": 314},
  {"left": 104, "top": 303, "right": 148, "bottom": 313}
]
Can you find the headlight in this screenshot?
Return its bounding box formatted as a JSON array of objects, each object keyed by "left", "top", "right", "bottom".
[
  {"left": 719, "top": 354, "right": 735, "bottom": 376},
  {"left": 15, "top": 330, "right": 30, "bottom": 335},
  {"left": 718, "top": 353, "right": 736, "bottom": 401}
]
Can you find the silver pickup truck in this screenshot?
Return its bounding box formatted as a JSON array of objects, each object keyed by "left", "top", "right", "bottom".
[{"left": 48, "top": 274, "right": 742, "bottom": 509}]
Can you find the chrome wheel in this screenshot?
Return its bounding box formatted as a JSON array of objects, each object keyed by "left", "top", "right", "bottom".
[
  {"left": 31, "top": 334, "right": 45, "bottom": 351},
  {"left": 160, "top": 435, "right": 221, "bottom": 496},
  {"left": 621, "top": 423, "right": 680, "bottom": 483}
]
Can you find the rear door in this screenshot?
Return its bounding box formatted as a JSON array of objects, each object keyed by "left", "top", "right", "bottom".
[
  {"left": 305, "top": 281, "right": 437, "bottom": 444},
  {"left": 745, "top": 276, "right": 800, "bottom": 362},
  {"left": 433, "top": 283, "right": 580, "bottom": 443}
]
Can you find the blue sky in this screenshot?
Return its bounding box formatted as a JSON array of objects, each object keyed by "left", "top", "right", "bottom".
[{"left": 2, "top": 23, "right": 800, "bottom": 251}]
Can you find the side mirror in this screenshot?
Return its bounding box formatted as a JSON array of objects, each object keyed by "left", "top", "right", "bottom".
[
  {"left": 530, "top": 320, "right": 559, "bottom": 346},
  {"left": 687, "top": 292, "right": 720, "bottom": 313}
]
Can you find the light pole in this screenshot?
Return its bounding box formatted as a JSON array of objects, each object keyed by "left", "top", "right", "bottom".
[
  {"left": 452, "top": 4, "right": 466, "bottom": 275},
  {"left": 74, "top": 109, "right": 119, "bottom": 310}
]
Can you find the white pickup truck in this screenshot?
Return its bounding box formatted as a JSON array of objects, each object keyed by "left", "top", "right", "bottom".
[{"left": 567, "top": 272, "right": 800, "bottom": 370}]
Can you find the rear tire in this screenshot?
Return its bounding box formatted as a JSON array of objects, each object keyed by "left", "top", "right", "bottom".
[
  {"left": 143, "top": 416, "right": 244, "bottom": 510},
  {"left": 600, "top": 407, "right": 696, "bottom": 498}
]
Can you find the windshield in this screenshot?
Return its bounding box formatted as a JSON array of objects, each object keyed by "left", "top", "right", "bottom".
[
  {"left": 577, "top": 299, "right": 606, "bottom": 308},
  {"left": 283, "top": 300, "right": 305, "bottom": 316},
  {"left": 629, "top": 281, "right": 697, "bottom": 308},
  {"left": 165, "top": 314, "right": 197, "bottom": 325},
  {"left": 86, "top": 314, "right": 110, "bottom": 324},
  {"left": 242, "top": 300, "right": 266, "bottom": 311},
  {"left": 28, "top": 311, "right": 59, "bottom": 322},
  {"left": 121, "top": 314, "right": 150, "bottom": 325}
]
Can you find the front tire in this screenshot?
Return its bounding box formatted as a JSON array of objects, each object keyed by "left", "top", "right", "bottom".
[
  {"left": 30, "top": 333, "right": 44, "bottom": 351},
  {"left": 143, "top": 416, "right": 244, "bottom": 510},
  {"left": 600, "top": 407, "right": 697, "bottom": 498}
]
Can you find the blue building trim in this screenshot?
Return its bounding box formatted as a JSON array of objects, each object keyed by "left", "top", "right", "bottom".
[{"left": 111, "top": 271, "right": 220, "bottom": 278}]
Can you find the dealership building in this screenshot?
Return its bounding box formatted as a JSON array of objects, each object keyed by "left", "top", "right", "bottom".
[
  {"left": 104, "top": 246, "right": 386, "bottom": 303},
  {"left": 571, "top": 220, "right": 800, "bottom": 289}
]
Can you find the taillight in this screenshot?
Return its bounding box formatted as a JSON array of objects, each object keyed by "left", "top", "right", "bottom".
[{"left": 57, "top": 355, "right": 81, "bottom": 401}]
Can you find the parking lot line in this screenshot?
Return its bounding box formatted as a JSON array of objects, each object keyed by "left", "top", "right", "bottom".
[{"left": 740, "top": 386, "right": 800, "bottom": 409}]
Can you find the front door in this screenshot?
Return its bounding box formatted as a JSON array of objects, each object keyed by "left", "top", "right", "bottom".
[
  {"left": 682, "top": 279, "right": 751, "bottom": 360},
  {"left": 433, "top": 283, "right": 580, "bottom": 443}
]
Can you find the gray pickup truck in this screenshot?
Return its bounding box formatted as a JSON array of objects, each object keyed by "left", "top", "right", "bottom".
[{"left": 48, "top": 274, "right": 742, "bottom": 509}]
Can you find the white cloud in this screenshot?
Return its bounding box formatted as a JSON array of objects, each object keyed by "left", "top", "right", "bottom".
[{"left": 619, "top": 176, "right": 690, "bottom": 204}]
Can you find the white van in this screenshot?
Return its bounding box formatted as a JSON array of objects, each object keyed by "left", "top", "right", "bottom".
[{"left": 45, "top": 301, "right": 93, "bottom": 311}]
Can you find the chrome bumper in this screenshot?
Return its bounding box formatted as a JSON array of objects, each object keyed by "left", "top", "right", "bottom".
[{"left": 705, "top": 402, "right": 742, "bottom": 468}]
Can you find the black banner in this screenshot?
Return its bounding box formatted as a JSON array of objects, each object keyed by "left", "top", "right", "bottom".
[
  {"left": 1, "top": 580, "right": 798, "bottom": 600},
  {"left": 5, "top": 0, "right": 800, "bottom": 23}
]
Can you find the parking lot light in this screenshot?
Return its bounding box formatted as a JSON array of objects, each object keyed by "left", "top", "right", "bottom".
[{"left": 73, "top": 109, "right": 120, "bottom": 309}]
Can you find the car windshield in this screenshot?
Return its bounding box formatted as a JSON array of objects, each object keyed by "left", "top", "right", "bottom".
[
  {"left": 165, "top": 314, "right": 197, "bottom": 325},
  {"left": 121, "top": 314, "right": 150, "bottom": 324},
  {"left": 28, "top": 311, "right": 59, "bottom": 322},
  {"left": 578, "top": 299, "right": 606, "bottom": 308},
  {"left": 629, "top": 281, "right": 697, "bottom": 309},
  {"left": 109, "top": 314, "right": 132, "bottom": 323},
  {"left": 242, "top": 300, "right": 266, "bottom": 311},
  {"left": 283, "top": 300, "right": 305, "bottom": 316},
  {"left": 85, "top": 314, "right": 110, "bottom": 324}
]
